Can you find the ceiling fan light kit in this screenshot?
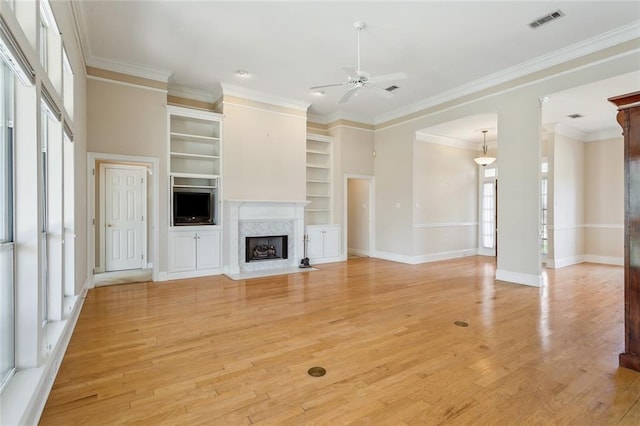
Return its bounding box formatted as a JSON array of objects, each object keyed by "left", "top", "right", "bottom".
[{"left": 310, "top": 20, "right": 406, "bottom": 104}]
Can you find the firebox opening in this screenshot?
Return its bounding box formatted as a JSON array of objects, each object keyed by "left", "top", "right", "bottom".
[{"left": 245, "top": 235, "right": 288, "bottom": 263}]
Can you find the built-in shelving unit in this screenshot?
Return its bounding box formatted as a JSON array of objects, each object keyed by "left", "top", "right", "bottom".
[
  {"left": 168, "top": 105, "right": 223, "bottom": 227},
  {"left": 167, "top": 105, "right": 223, "bottom": 278},
  {"left": 305, "top": 134, "right": 333, "bottom": 225}
]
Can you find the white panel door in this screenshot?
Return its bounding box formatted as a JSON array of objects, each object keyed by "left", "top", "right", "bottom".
[
  {"left": 168, "top": 231, "right": 197, "bottom": 272},
  {"left": 306, "top": 228, "right": 324, "bottom": 259},
  {"left": 105, "top": 166, "right": 145, "bottom": 271},
  {"left": 196, "top": 230, "right": 221, "bottom": 270},
  {"left": 323, "top": 227, "right": 341, "bottom": 258}
]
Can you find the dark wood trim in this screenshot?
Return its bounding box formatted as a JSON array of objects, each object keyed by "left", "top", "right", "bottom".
[{"left": 609, "top": 91, "right": 640, "bottom": 372}]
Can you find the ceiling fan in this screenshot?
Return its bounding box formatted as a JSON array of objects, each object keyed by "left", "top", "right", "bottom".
[{"left": 310, "top": 21, "right": 407, "bottom": 104}]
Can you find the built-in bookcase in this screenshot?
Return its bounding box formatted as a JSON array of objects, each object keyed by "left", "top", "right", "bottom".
[
  {"left": 305, "top": 134, "right": 333, "bottom": 225},
  {"left": 168, "top": 105, "right": 223, "bottom": 226}
]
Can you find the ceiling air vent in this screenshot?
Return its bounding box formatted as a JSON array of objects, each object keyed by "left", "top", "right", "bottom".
[
  {"left": 529, "top": 10, "right": 564, "bottom": 29},
  {"left": 567, "top": 113, "right": 584, "bottom": 119},
  {"left": 385, "top": 85, "right": 399, "bottom": 92}
]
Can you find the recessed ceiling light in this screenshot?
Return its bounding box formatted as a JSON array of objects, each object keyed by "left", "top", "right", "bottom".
[
  {"left": 313, "top": 90, "right": 325, "bottom": 96},
  {"left": 235, "top": 70, "right": 249, "bottom": 77}
]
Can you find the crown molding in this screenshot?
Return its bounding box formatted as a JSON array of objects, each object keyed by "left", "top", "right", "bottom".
[
  {"left": 374, "top": 21, "right": 640, "bottom": 126},
  {"left": 66, "top": 0, "right": 87, "bottom": 68},
  {"left": 585, "top": 127, "right": 624, "bottom": 142},
  {"left": 415, "top": 133, "right": 476, "bottom": 150},
  {"left": 168, "top": 85, "right": 221, "bottom": 104},
  {"left": 549, "top": 123, "right": 588, "bottom": 141},
  {"left": 86, "top": 56, "right": 172, "bottom": 83},
  {"left": 220, "top": 83, "right": 309, "bottom": 112}
]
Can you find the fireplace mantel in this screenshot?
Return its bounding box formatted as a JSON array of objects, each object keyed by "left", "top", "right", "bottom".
[{"left": 224, "top": 200, "right": 309, "bottom": 276}]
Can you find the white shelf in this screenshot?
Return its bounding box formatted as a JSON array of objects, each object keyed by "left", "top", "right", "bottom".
[
  {"left": 170, "top": 131, "right": 220, "bottom": 142},
  {"left": 306, "top": 134, "right": 333, "bottom": 226},
  {"left": 170, "top": 152, "right": 220, "bottom": 160}
]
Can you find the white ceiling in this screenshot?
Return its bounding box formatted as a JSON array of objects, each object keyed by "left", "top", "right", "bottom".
[{"left": 76, "top": 1, "right": 640, "bottom": 131}]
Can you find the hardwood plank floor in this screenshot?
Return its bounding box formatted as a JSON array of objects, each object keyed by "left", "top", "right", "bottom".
[{"left": 40, "top": 257, "right": 640, "bottom": 425}]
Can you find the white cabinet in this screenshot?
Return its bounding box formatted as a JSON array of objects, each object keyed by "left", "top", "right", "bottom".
[
  {"left": 168, "top": 228, "right": 221, "bottom": 278},
  {"left": 307, "top": 225, "right": 341, "bottom": 264},
  {"left": 306, "top": 134, "right": 333, "bottom": 225}
]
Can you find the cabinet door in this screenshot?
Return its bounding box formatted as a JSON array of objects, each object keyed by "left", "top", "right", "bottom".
[
  {"left": 169, "top": 232, "right": 197, "bottom": 272},
  {"left": 306, "top": 228, "right": 325, "bottom": 259},
  {"left": 196, "top": 230, "right": 221, "bottom": 270},
  {"left": 323, "top": 227, "right": 341, "bottom": 257}
]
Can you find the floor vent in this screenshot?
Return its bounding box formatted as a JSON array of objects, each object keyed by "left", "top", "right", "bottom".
[{"left": 529, "top": 10, "right": 564, "bottom": 29}]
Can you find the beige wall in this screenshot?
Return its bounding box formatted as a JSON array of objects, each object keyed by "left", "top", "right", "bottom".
[
  {"left": 372, "top": 44, "right": 638, "bottom": 282},
  {"left": 222, "top": 98, "right": 306, "bottom": 201},
  {"left": 584, "top": 137, "right": 624, "bottom": 262},
  {"left": 329, "top": 124, "right": 375, "bottom": 226},
  {"left": 87, "top": 78, "right": 168, "bottom": 272},
  {"left": 412, "top": 141, "right": 478, "bottom": 257}
]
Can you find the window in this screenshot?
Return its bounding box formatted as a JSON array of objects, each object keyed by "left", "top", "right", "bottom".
[
  {"left": 62, "top": 49, "right": 73, "bottom": 119},
  {"left": 40, "top": 0, "right": 62, "bottom": 93},
  {"left": 38, "top": 15, "right": 47, "bottom": 70},
  {"left": 541, "top": 161, "right": 548, "bottom": 255},
  {"left": 481, "top": 181, "right": 496, "bottom": 249},
  {"left": 0, "top": 62, "right": 15, "bottom": 391},
  {"left": 40, "top": 101, "right": 48, "bottom": 324}
]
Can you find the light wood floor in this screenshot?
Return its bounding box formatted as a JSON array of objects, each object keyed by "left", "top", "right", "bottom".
[{"left": 40, "top": 257, "right": 640, "bottom": 425}]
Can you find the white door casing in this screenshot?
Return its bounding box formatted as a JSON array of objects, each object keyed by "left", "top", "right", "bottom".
[{"left": 101, "top": 164, "right": 146, "bottom": 272}]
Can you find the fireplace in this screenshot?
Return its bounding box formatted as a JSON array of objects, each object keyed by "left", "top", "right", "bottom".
[
  {"left": 246, "top": 235, "right": 288, "bottom": 262},
  {"left": 224, "top": 200, "right": 309, "bottom": 276}
]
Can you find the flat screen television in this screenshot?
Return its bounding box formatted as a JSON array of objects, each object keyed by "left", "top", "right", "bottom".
[{"left": 173, "top": 191, "right": 214, "bottom": 225}]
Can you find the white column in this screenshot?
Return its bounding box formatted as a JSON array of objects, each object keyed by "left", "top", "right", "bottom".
[{"left": 495, "top": 94, "right": 543, "bottom": 286}]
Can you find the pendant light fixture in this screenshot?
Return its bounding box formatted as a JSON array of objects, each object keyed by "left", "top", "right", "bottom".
[{"left": 474, "top": 130, "right": 496, "bottom": 167}]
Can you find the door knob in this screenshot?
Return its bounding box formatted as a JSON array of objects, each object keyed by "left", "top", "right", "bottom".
[{"left": 107, "top": 224, "right": 112, "bottom": 227}]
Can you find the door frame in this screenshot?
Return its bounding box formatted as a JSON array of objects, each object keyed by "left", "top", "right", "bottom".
[
  {"left": 99, "top": 163, "right": 147, "bottom": 273},
  {"left": 87, "top": 152, "right": 159, "bottom": 282},
  {"left": 343, "top": 174, "right": 375, "bottom": 257}
]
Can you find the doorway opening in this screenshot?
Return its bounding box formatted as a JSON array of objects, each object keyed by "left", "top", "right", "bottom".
[
  {"left": 87, "top": 152, "right": 159, "bottom": 285},
  {"left": 344, "top": 175, "right": 375, "bottom": 258}
]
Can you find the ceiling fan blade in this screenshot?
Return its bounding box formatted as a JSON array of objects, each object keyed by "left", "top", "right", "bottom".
[
  {"left": 367, "top": 85, "right": 394, "bottom": 99},
  {"left": 339, "top": 87, "right": 359, "bottom": 104},
  {"left": 310, "top": 83, "right": 346, "bottom": 90},
  {"left": 369, "top": 72, "right": 407, "bottom": 84}
]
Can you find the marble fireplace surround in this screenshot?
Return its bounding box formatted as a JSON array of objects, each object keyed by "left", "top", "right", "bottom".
[{"left": 225, "top": 200, "right": 308, "bottom": 278}]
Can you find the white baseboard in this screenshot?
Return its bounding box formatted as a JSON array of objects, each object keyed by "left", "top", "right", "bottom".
[
  {"left": 348, "top": 248, "right": 370, "bottom": 257},
  {"left": 546, "top": 254, "right": 623, "bottom": 269},
  {"left": 374, "top": 248, "right": 478, "bottom": 265},
  {"left": 412, "top": 249, "right": 478, "bottom": 264},
  {"left": 546, "top": 255, "right": 584, "bottom": 269},
  {"left": 309, "top": 255, "right": 345, "bottom": 265},
  {"left": 157, "top": 271, "right": 168, "bottom": 281},
  {"left": 167, "top": 268, "right": 223, "bottom": 280},
  {"left": 373, "top": 250, "right": 417, "bottom": 264},
  {"left": 495, "top": 269, "right": 543, "bottom": 287},
  {"left": 582, "top": 255, "right": 623, "bottom": 266}
]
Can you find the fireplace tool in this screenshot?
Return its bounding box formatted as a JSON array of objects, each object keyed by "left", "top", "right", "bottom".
[{"left": 300, "top": 233, "right": 311, "bottom": 268}]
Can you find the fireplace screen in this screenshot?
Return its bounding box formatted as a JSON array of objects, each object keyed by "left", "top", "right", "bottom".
[{"left": 245, "top": 235, "right": 288, "bottom": 262}]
